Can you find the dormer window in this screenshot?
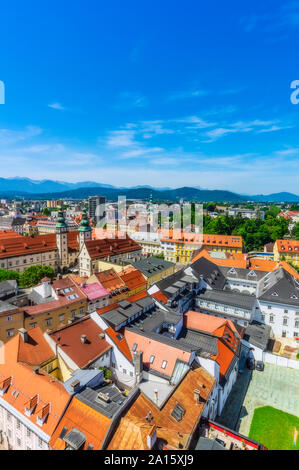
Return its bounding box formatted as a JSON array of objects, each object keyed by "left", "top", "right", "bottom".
[
  {"left": 248, "top": 270, "right": 256, "bottom": 277},
  {"left": 161, "top": 360, "right": 167, "bottom": 369},
  {"left": 228, "top": 267, "right": 237, "bottom": 275},
  {"left": 24, "top": 394, "right": 39, "bottom": 417},
  {"left": 36, "top": 403, "right": 50, "bottom": 426},
  {"left": 271, "top": 292, "right": 278, "bottom": 297},
  {"left": 0, "top": 377, "right": 12, "bottom": 396}
]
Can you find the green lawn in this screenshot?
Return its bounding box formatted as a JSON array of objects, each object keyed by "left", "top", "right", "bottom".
[{"left": 249, "top": 406, "right": 299, "bottom": 450}]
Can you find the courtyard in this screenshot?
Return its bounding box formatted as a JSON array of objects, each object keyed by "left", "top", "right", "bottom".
[{"left": 217, "top": 362, "right": 299, "bottom": 446}]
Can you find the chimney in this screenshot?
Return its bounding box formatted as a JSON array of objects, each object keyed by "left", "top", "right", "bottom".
[
  {"left": 18, "top": 328, "right": 28, "bottom": 343},
  {"left": 194, "top": 389, "right": 201, "bottom": 403},
  {"left": 154, "top": 389, "right": 158, "bottom": 405},
  {"left": 41, "top": 277, "right": 52, "bottom": 299},
  {"left": 81, "top": 334, "right": 87, "bottom": 344},
  {"left": 70, "top": 379, "right": 80, "bottom": 392},
  {"left": 146, "top": 427, "right": 157, "bottom": 450}
]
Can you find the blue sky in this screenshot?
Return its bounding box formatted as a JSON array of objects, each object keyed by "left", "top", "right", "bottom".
[{"left": 0, "top": 0, "right": 299, "bottom": 194}]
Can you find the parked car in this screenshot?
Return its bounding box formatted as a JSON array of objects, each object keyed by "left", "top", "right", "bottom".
[
  {"left": 256, "top": 361, "right": 264, "bottom": 371},
  {"left": 246, "top": 357, "right": 255, "bottom": 370}
]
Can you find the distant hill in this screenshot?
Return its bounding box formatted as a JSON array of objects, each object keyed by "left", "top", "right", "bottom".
[
  {"left": 0, "top": 177, "right": 115, "bottom": 194},
  {"left": 249, "top": 192, "right": 299, "bottom": 203},
  {"left": 21, "top": 186, "right": 247, "bottom": 202},
  {"left": 0, "top": 178, "right": 298, "bottom": 202}
]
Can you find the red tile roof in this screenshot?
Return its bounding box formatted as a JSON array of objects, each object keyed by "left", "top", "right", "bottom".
[
  {"left": 0, "top": 231, "right": 79, "bottom": 259},
  {"left": 49, "top": 316, "right": 111, "bottom": 368},
  {"left": 17, "top": 327, "right": 55, "bottom": 366},
  {"left": 118, "top": 268, "right": 147, "bottom": 291},
  {"left": 49, "top": 396, "right": 111, "bottom": 450},
  {"left": 105, "top": 327, "right": 133, "bottom": 362},
  {"left": 22, "top": 277, "right": 86, "bottom": 317},
  {"left": 124, "top": 329, "right": 191, "bottom": 377},
  {"left": 85, "top": 235, "right": 141, "bottom": 260},
  {"left": 276, "top": 239, "right": 299, "bottom": 254},
  {"left": 0, "top": 335, "right": 70, "bottom": 438}
]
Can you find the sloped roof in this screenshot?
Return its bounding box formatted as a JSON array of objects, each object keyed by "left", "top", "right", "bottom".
[
  {"left": 0, "top": 335, "right": 70, "bottom": 438},
  {"left": 118, "top": 268, "right": 147, "bottom": 291},
  {"left": 107, "top": 366, "right": 215, "bottom": 450},
  {"left": 49, "top": 316, "right": 111, "bottom": 368},
  {"left": 17, "top": 327, "right": 55, "bottom": 366},
  {"left": 124, "top": 329, "right": 191, "bottom": 378},
  {"left": 85, "top": 236, "right": 141, "bottom": 260},
  {"left": 49, "top": 396, "right": 111, "bottom": 450}
]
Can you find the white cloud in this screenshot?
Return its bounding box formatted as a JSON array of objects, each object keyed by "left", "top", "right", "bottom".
[{"left": 48, "top": 102, "right": 65, "bottom": 110}]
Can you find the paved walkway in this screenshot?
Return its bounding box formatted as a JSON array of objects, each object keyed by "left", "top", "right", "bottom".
[
  {"left": 216, "top": 369, "right": 252, "bottom": 430},
  {"left": 237, "top": 363, "right": 299, "bottom": 436}
]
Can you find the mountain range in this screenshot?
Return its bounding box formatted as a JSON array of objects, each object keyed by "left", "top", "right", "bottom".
[{"left": 0, "top": 178, "right": 298, "bottom": 202}]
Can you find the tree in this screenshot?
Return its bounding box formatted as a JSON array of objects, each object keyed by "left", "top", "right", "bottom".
[
  {"left": 19, "top": 265, "right": 55, "bottom": 288},
  {"left": 0, "top": 269, "right": 20, "bottom": 284}
]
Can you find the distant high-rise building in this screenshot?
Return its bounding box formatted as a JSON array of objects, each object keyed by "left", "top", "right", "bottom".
[{"left": 88, "top": 196, "right": 106, "bottom": 222}]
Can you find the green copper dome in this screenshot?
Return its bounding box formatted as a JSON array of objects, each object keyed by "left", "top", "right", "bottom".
[
  {"left": 79, "top": 208, "right": 92, "bottom": 232},
  {"left": 56, "top": 208, "right": 67, "bottom": 228}
]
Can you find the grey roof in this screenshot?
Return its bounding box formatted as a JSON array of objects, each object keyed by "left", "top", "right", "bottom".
[
  {"left": 156, "top": 268, "right": 195, "bottom": 295},
  {"left": 197, "top": 289, "right": 255, "bottom": 310},
  {"left": 76, "top": 383, "right": 129, "bottom": 419},
  {"left": 135, "top": 296, "right": 155, "bottom": 309},
  {"left": 219, "top": 266, "right": 268, "bottom": 282},
  {"left": 190, "top": 257, "right": 227, "bottom": 290},
  {"left": 117, "top": 303, "right": 142, "bottom": 319},
  {"left": 102, "top": 309, "right": 126, "bottom": 327},
  {"left": 129, "top": 256, "right": 174, "bottom": 277},
  {"left": 129, "top": 306, "right": 182, "bottom": 333},
  {"left": 243, "top": 321, "right": 271, "bottom": 350},
  {"left": 0, "top": 216, "right": 26, "bottom": 227},
  {"left": 195, "top": 437, "right": 227, "bottom": 451},
  {"left": 258, "top": 268, "right": 299, "bottom": 307},
  {"left": 0, "top": 280, "right": 18, "bottom": 295},
  {"left": 63, "top": 428, "right": 86, "bottom": 450},
  {"left": 0, "top": 300, "right": 17, "bottom": 313},
  {"left": 177, "top": 327, "right": 218, "bottom": 355}
]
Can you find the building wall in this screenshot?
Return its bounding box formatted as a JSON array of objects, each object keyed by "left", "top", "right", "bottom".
[
  {"left": 0, "top": 401, "right": 49, "bottom": 450},
  {"left": 23, "top": 298, "right": 88, "bottom": 334},
  {"left": 257, "top": 299, "right": 299, "bottom": 339},
  {"left": 0, "top": 310, "right": 24, "bottom": 344},
  {"left": 0, "top": 249, "right": 58, "bottom": 273}
]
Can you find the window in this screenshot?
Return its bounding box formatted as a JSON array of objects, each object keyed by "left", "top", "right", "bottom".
[
  {"left": 7, "top": 428, "right": 12, "bottom": 438},
  {"left": 267, "top": 306, "right": 271, "bottom": 310},
  {"left": 284, "top": 309, "right": 288, "bottom": 314},
  {"left": 161, "top": 360, "right": 167, "bottom": 369},
  {"left": 294, "top": 332, "right": 298, "bottom": 337},
  {"left": 79, "top": 307, "right": 84, "bottom": 315},
  {"left": 29, "top": 322, "right": 37, "bottom": 329},
  {"left": 149, "top": 355, "right": 155, "bottom": 364},
  {"left": 7, "top": 315, "right": 12, "bottom": 322},
  {"left": 283, "top": 317, "right": 288, "bottom": 326},
  {"left": 295, "top": 320, "right": 299, "bottom": 329},
  {"left": 26, "top": 428, "right": 31, "bottom": 438},
  {"left": 16, "top": 419, "right": 21, "bottom": 430},
  {"left": 7, "top": 410, "right": 11, "bottom": 421},
  {"left": 17, "top": 438, "right": 21, "bottom": 447},
  {"left": 132, "top": 343, "right": 138, "bottom": 352},
  {"left": 59, "top": 314, "right": 64, "bottom": 322},
  {"left": 123, "top": 369, "right": 127, "bottom": 374},
  {"left": 6, "top": 328, "right": 14, "bottom": 338},
  {"left": 269, "top": 316, "right": 274, "bottom": 323},
  {"left": 71, "top": 310, "right": 76, "bottom": 318},
  {"left": 38, "top": 438, "right": 43, "bottom": 448},
  {"left": 45, "top": 318, "right": 52, "bottom": 327}
]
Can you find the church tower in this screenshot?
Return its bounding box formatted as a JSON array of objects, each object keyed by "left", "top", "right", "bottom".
[
  {"left": 56, "top": 207, "right": 68, "bottom": 272},
  {"left": 79, "top": 207, "right": 92, "bottom": 248}
]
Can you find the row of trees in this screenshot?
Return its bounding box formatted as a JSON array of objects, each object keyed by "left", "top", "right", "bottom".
[{"left": 0, "top": 265, "right": 55, "bottom": 288}]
